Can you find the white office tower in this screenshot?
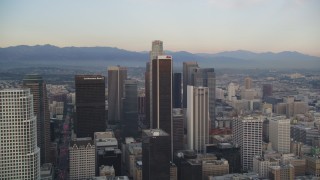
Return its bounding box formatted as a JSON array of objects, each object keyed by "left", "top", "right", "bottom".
[
  {"left": 233, "top": 116, "right": 263, "bottom": 171},
  {"left": 187, "top": 85, "right": 210, "bottom": 153},
  {"left": 0, "top": 89, "right": 40, "bottom": 179},
  {"left": 228, "top": 83, "right": 236, "bottom": 101},
  {"left": 269, "top": 116, "right": 291, "bottom": 153}
]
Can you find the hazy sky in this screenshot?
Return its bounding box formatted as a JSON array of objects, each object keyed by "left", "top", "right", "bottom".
[{"left": 1, "top": 0, "right": 319, "bottom": 56}]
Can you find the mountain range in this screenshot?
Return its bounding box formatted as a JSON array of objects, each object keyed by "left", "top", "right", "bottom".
[{"left": 0, "top": 44, "right": 319, "bottom": 69}]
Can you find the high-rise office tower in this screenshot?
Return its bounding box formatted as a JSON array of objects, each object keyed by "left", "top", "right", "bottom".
[
  {"left": 172, "top": 108, "right": 184, "bottom": 154},
  {"left": 107, "top": 66, "right": 127, "bottom": 124},
  {"left": 183, "top": 62, "right": 199, "bottom": 108},
  {"left": 149, "top": 40, "right": 164, "bottom": 126},
  {"left": 0, "top": 89, "right": 41, "bottom": 179},
  {"left": 142, "top": 129, "right": 171, "bottom": 180},
  {"left": 244, "top": 77, "right": 252, "bottom": 89},
  {"left": 23, "top": 74, "right": 51, "bottom": 164},
  {"left": 233, "top": 116, "right": 263, "bottom": 172},
  {"left": 269, "top": 116, "right": 290, "bottom": 153},
  {"left": 187, "top": 86, "right": 210, "bottom": 153},
  {"left": 145, "top": 62, "right": 151, "bottom": 128},
  {"left": 193, "top": 68, "right": 216, "bottom": 128},
  {"left": 173, "top": 73, "right": 182, "bottom": 108},
  {"left": 151, "top": 55, "right": 173, "bottom": 157},
  {"left": 122, "top": 79, "right": 138, "bottom": 138},
  {"left": 228, "top": 83, "right": 236, "bottom": 101},
  {"left": 75, "top": 75, "right": 106, "bottom": 138},
  {"left": 262, "top": 84, "right": 273, "bottom": 98}
]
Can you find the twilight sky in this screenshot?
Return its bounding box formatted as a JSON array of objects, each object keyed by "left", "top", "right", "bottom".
[{"left": 0, "top": 0, "right": 319, "bottom": 56}]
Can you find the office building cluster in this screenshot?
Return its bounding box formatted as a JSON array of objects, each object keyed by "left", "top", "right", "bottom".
[{"left": 1, "top": 40, "right": 320, "bottom": 179}]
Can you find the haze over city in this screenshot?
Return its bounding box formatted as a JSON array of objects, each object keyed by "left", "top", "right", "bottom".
[{"left": 1, "top": 0, "right": 319, "bottom": 56}]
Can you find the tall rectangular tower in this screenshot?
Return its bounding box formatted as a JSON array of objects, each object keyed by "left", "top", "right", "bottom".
[
  {"left": 75, "top": 75, "right": 106, "bottom": 138},
  {"left": 149, "top": 40, "right": 164, "bottom": 126},
  {"left": 193, "top": 68, "right": 216, "bottom": 128},
  {"left": 182, "top": 62, "right": 198, "bottom": 108},
  {"left": 233, "top": 116, "right": 263, "bottom": 172},
  {"left": 0, "top": 89, "right": 41, "bottom": 179},
  {"left": 23, "top": 74, "right": 51, "bottom": 164},
  {"left": 173, "top": 73, "right": 182, "bottom": 108},
  {"left": 107, "top": 66, "right": 127, "bottom": 125},
  {"left": 145, "top": 62, "right": 151, "bottom": 128},
  {"left": 122, "top": 79, "right": 138, "bottom": 138},
  {"left": 187, "top": 85, "right": 210, "bottom": 153},
  {"left": 142, "top": 129, "right": 171, "bottom": 180},
  {"left": 151, "top": 55, "right": 172, "bottom": 142},
  {"left": 269, "top": 116, "right": 291, "bottom": 153}
]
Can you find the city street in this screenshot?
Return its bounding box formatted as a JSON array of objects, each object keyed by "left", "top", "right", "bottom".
[{"left": 57, "top": 112, "right": 71, "bottom": 179}]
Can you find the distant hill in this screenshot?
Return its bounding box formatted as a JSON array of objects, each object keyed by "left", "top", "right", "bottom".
[{"left": 0, "top": 45, "right": 319, "bottom": 69}]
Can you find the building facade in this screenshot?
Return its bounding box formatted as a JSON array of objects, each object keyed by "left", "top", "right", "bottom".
[
  {"left": 233, "top": 116, "right": 263, "bottom": 171},
  {"left": 107, "top": 66, "right": 127, "bottom": 124},
  {"left": 75, "top": 75, "right": 106, "bottom": 138},
  {"left": 182, "top": 62, "right": 199, "bottom": 108},
  {"left": 187, "top": 86, "right": 210, "bottom": 153},
  {"left": 193, "top": 68, "right": 216, "bottom": 128},
  {"left": 142, "top": 129, "right": 171, "bottom": 180},
  {"left": 173, "top": 73, "right": 182, "bottom": 108},
  {"left": 269, "top": 116, "right": 291, "bottom": 153},
  {"left": 0, "top": 89, "right": 41, "bottom": 179},
  {"left": 151, "top": 55, "right": 173, "bottom": 157},
  {"left": 69, "top": 138, "right": 95, "bottom": 180},
  {"left": 123, "top": 79, "right": 138, "bottom": 138},
  {"left": 23, "top": 74, "right": 51, "bottom": 164}
]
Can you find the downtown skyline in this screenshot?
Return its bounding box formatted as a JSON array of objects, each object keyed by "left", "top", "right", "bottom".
[{"left": 1, "top": 0, "right": 319, "bottom": 56}]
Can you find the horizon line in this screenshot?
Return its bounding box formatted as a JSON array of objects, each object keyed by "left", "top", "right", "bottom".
[{"left": 0, "top": 43, "right": 319, "bottom": 58}]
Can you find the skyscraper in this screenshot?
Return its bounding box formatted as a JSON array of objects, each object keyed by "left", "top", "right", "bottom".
[
  {"left": 172, "top": 108, "right": 184, "bottom": 154},
  {"left": 193, "top": 68, "right": 216, "bottom": 128},
  {"left": 187, "top": 86, "right": 210, "bottom": 153},
  {"left": 183, "top": 62, "right": 199, "bottom": 108},
  {"left": 244, "top": 77, "right": 252, "bottom": 89},
  {"left": 107, "top": 66, "right": 127, "bottom": 125},
  {"left": 233, "top": 116, "right": 263, "bottom": 172},
  {"left": 122, "top": 79, "right": 138, "bottom": 138},
  {"left": 269, "top": 116, "right": 290, "bottom": 153},
  {"left": 145, "top": 62, "right": 151, "bottom": 128},
  {"left": 75, "top": 75, "right": 106, "bottom": 138},
  {"left": 149, "top": 40, "right": 164, "bottom": 126},
  {"left": 0, "top": 89, "right": 40, "bottom": 179},
  {"left": 173, "top": 73, "right": 182, "bottom": 108},
  {"left": 151, "top": 55, "right": 173, "bottom": 157},
  {"left": 23, "top": 74, "right": 51, "bottom": 164},
  {"left": 142, "top": 129, "right": 171, "bottom": 180}
]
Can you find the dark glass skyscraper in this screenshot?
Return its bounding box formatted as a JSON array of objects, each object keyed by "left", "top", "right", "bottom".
[
  {"left": 107, "top": 66, "right": 127, "bottom": 125},
  {"left": 142, "top": 129, "right": 171, "bottom": 180},
  {"left": 23, "top": 74, "right": 51, "bottom": 164},
  {"left": 122, "top": 79, "right": 138, "bottom": 138},
  {"left": 173, "top": 73, "right": 182, "bottom": 108},
  {"left": 144, "top": 62, "right": 151, "bottom": 128},
  {"left": 151, "top": 55, "right": 172, "bottom": 131},
  {"left": 75, "top": 75, "right": 106, "bottom": 138}
]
